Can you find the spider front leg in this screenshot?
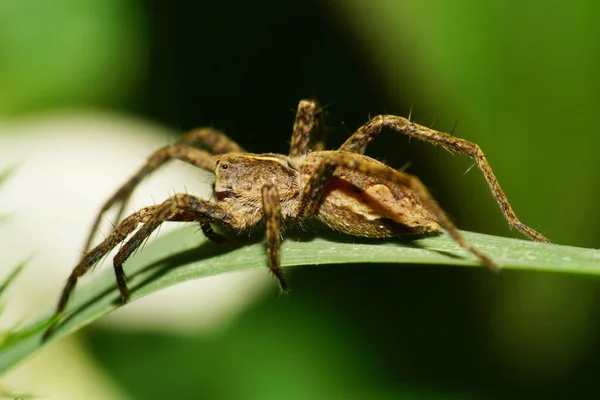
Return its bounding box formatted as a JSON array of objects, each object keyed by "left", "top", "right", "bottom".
[
  {"left": 339, "top": 115, "right": 548, "bottom": 243},
  {"left": 289, "top": 99, "right": 326, "bottom": 156},
  {"left": 261, "top": 184, "right": 287, "bottom": 292},
  {"left": 297, "top": 152, "right": 497, "bottom": 271},
  {"left": 43, "top": 194, "right": 235, "bottom": 341},
  {"left": 43, "top": 205, "right": 159, "bottom": 340},
  {"left": 110, "top": 194, "right": 235, "bottom": 302},
  {"left": 84, "top": 138, "right": 234, "bottom": 252}
]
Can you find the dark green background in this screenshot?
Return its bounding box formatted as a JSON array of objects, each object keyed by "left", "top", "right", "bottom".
[{"left": 2, "top": 0, "right": 599, "bottom": 398}]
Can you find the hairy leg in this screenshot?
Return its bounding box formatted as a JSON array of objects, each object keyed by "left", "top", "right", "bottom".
[
  {"left": 261, "top": 184, "right": 286, "bottom": 292},
  {"left": 339, "top": 115, "right": 548, "bottom": 242},
  {"left": 43, "top": 206, "right": 158, "bottom": 340},
  {"left": 297, "top": 152, "right": 497, "bottom": 271},
  {"left": 289, "top": 99, "right": 326, "bottom": 157},
  {"left": 44, "top": 194, "right": 235, "bottom": 341},
  {"left": 180, "top": 127, "right": 245, "bottom": 154},
  {"left": 110, "top": 194, "right": 235, "bottom": 302},
  {"left": 84, "top": 146, "right": 216, "bottom": 252}
]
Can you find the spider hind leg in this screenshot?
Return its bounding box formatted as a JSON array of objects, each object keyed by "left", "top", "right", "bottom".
[{"left": 340, "top": 114, "right": 548, "bottom": 242}]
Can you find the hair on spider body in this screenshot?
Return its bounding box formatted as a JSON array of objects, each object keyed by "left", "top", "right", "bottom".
[{"left": 42, "top": 99, "right": 548, "bottom": 341}]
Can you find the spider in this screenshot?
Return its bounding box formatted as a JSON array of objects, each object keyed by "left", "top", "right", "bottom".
[{"left": 43, "top": 99, "right": 548, "bottom": 340}]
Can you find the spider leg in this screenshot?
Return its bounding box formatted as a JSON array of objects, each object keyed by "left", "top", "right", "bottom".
[
  {"left": 289, "top": 99, "right": 326, "bottom": 156},
  {"left": 111, "top": 194, "right": 235, "bottom": 302},
  {"left": 339, "top": 115, "right": 548, "bottom": 242},
  {"left": 180, "top": 127, "right": 245, "bottom": 154},
  {"left": 43, "top": 205, "right": 159, "bottom": 341},
  {"left": 44, "top": 194, "right": 235, "bottom": 341},
  {"left": 85, "top": 128, "right": 244, "bottom": 252},
  {"left": 85, "top": 145, "right": 217, "bottom": 252},
  {"left": 261, "top": 184, "right": 287, "bottom": 292},
  {"left": 297, "top": 152, "right": 498, "bottom": 271}
]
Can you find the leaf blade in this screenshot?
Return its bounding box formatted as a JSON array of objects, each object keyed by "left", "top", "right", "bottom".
[{"left": 0, "top": 226, "right": 598, "bottom": 373}]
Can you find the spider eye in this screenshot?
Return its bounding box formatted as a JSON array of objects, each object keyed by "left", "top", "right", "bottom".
[{"left": 221, "top": 163, "right": 228, "bottom": 170}]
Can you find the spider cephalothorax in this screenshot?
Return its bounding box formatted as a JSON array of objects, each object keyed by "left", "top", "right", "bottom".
[{"left": 43, "top": 99, "right": 548, "bottom": 340}]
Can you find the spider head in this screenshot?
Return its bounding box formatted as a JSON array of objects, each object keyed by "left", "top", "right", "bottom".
[{"left": 214, "top": 153, "right": 298, "bottom": 201}]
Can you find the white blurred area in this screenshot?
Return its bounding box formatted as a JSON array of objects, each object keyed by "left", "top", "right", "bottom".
[
  {"left": 0, "top": 111, "right": 271, "bottom": 333},
  {"left": 0, "top": 111, "right": 275, "bottom": 324}
]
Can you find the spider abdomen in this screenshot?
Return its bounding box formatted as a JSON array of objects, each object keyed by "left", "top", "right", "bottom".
[{"left": 315, "top": 160, "right": 440, "bottom": 237}]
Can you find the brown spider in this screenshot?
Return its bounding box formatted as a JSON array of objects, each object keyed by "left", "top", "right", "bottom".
[{"left": 43, "top": 99, "right": 548, "bottom": 340}]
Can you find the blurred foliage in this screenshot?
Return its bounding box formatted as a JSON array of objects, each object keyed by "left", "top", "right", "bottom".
[
  {"left": 0, "top": 167, "right": 15, "bottom": 224},
  {"left": 1, "top": 0, "right": 599, "bottom": 399},
  {"left": 0, "top": 261, "right": 34, "bottom": 398},
  {"left": 87, "top": 296, "right": 473, "bottom": 400},
  {"left": 0, "top": 0, "right": 145, "bottom": 115}
]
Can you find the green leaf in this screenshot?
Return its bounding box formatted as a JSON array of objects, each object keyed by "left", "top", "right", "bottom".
[
  {"left": 0, "top": 261, "right": 27, "bottom": 298},
  {"left": 0, "top": 226, "right": 598, "bottom": 373}
]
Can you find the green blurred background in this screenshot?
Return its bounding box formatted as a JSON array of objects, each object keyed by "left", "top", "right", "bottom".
[{"left": 2, "top": 0, "right": 600, "bottom": 398}]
